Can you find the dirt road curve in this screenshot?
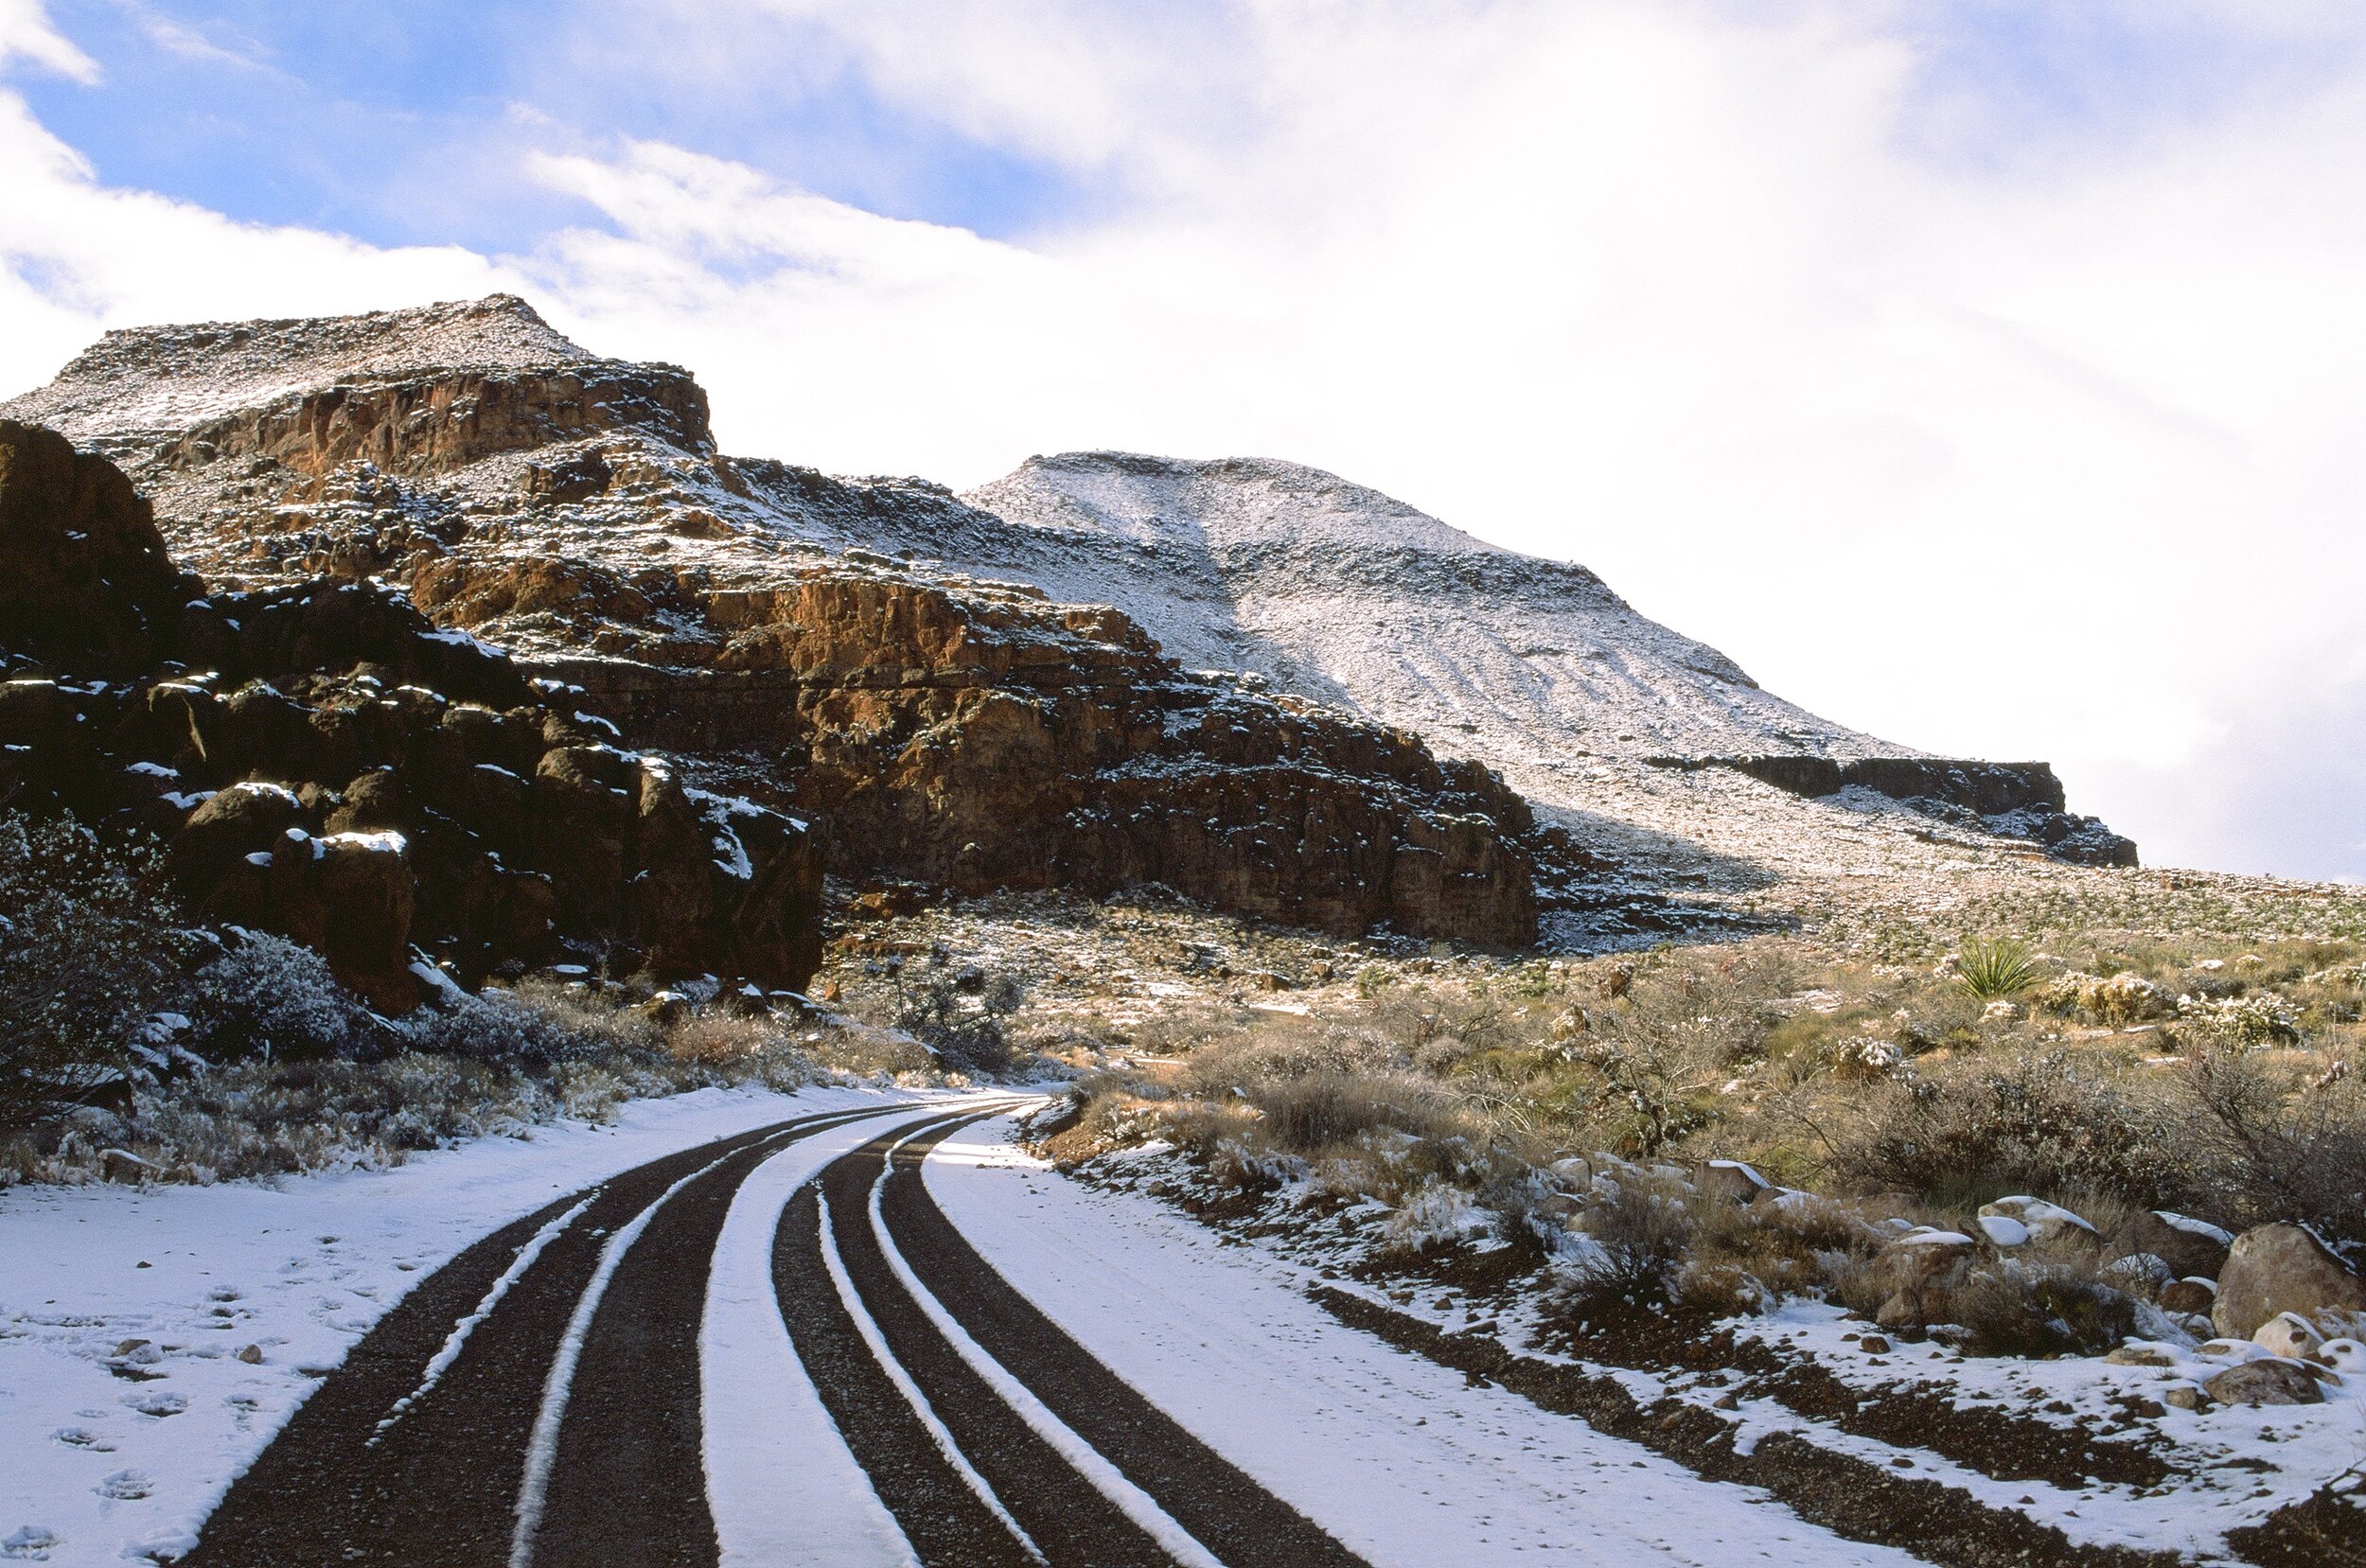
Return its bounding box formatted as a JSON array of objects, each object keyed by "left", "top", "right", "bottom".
[{"left": 183, "top": 1101, "right": 1368, "bottom": 1568}]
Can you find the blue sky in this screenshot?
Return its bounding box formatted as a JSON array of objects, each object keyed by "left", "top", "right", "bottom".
[
  {"left": 9, "top": 0, "right": 2366, "bottom": 881},
  {"left": 17, "top": 0, "right": 1093, "bottom": 251}
]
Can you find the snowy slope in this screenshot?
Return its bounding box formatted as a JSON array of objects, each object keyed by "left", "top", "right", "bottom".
[{"left": 957, "top": 453, "right": 1904, "bottom": 766}]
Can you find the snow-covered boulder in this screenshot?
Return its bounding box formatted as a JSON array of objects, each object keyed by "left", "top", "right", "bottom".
[
  {"left": 1977, "top": 1196, "right": 2097, "bottom": 1249},
  {"left": 2110, "top": 1209, "right": 2233, "bottom": 1281}
]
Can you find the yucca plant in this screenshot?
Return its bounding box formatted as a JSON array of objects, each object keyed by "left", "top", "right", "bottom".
[{"left": 1955, "top": 937, "right": 2040, "bottom": 1002}]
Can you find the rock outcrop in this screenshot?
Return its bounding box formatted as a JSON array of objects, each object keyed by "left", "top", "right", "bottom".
[
  {"left": 1643, "top": 754, "right": 2137, "bottom": 867},
  {"left": 0, "top": 419, "right": 200, "bottom": 670},
  {"left": 1, "top": 485, "right": 826, "bottom": 1004}
]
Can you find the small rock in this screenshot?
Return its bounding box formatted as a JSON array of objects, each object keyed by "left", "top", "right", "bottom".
[
  {"left": 1978, "top": 1196, "right": 2097, "bottom": 1248},
  {"left": 2254, "top": 1312, "right": 2325, "bottom": 1362},
  {"left": 1978, "top": 1214, "right": 2031, "bottom": 1248},
  {"left": 2205, "top": 1358, "right": 2324, "bottom": 1407},
  {"left": 2159, "top": 1277, "right": 2217, "bottom": 1315},
  {"left": 236, "top": 1344, "right": 263, "bottom": 1365},
  {"left": 1711, "top": 1392, "right": 1740, "bottom": 1411},
  {"left": 2106, "top": 1342, "right": 2180, "bottom": 1367},
  {"left": 2321, "top": 1338, "right": 2366, "bottom": 1376}
]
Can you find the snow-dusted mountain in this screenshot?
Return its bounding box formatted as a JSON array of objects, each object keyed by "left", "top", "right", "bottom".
[
  {"left": 1, "top": 294, "right": 2129, "bottom": 881},
  {"left": 956, "top": 452, "right": 1901, "bottom": 768}
]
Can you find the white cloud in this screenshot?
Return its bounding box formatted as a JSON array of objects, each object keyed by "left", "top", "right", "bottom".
[
  {"left": 9, "top": 0, "right": 2366, "bottom": 873},
  {"left": 0, "top": 0, "right": 97, "bottom": 80}
]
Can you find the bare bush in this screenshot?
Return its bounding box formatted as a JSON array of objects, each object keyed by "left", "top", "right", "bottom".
[{"left": 0, "top": 815, "right": 200, "bottom": 1126}]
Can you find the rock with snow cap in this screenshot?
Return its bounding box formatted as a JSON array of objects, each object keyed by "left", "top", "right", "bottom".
[
  {"left": 1976, "top": 1196, "right": 2097, "bottom": 1249},
  {"left": 1692, "top": 1158, "right": 1770, "bottom": 1207},
  {"left": 2111, "top": 1210, "right": 2234, "bottom": 1281}
]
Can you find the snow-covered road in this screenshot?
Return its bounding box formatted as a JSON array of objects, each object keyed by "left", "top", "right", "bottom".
[
  {"left": 925, "top": 1118, "right": 1919, "bottom": 1568},
  {"left": 1, "top": 1098, "right": 2131, "bottom": 1567}
]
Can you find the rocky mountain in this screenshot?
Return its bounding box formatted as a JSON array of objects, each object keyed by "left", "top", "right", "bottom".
[
  {"left": 0, "top": 293, "right": 2132, "bottom": 995},
  {"left": 0, "top": 300, "right": 1557, "bottom": 1001}
]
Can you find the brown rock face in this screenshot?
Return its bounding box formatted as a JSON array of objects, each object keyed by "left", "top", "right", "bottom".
[
  {"left": 0, "top": 419, "right": 196, "bottom": 667},
  {"left": 156, "top": 365, "right": 711, "bottom": 479},
  {"left": 2213, "top": 1224, "right": 2366, "bottom": 1338},
  {"left": 4, "top": 553, "right": 825, "bottom": 1003},
  {"left": 504, "top": 563, "right": 1543, "bottom": 945}
]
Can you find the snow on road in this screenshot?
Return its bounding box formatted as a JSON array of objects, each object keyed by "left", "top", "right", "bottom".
[
  {"left": 0, "top": 1085, "right": 960, "bottom": 1566},
  {"left": 923, "top": 1118, "right": 1926, "bottom": 1568},
  {"left": 702, "top": 1111, "right": 948, "bottom": 1568}
]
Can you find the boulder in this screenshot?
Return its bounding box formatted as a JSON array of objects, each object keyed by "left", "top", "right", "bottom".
[
  {"left": 262, "top": 827, "right": 417, "bottom": 1011},
  {"left": 1867, "top": 1228, "right": 1977, "bottom": 1329},
  {"left": 172, "top": 781, "right": 306, "bottom": 887},
  {"left": 2112, "top": 1210, "right": 2234, "bottom": 1281},
  {"left": 1693, "top": 1159, "right": 1770, "bottom": 1207},
  {"left": 2212, "top": 1224, "right": 2366, "bottom": 1339},
  {"left": 2203, "top": 1358, "right": 2324, "bottom": 1407}
]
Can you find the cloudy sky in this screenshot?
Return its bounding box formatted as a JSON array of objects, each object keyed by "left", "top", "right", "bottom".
[{"left": 5, "top": 0, "right": 2365, "bottom": 878}]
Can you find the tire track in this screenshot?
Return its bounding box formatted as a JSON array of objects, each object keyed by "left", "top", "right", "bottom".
[
  {"left": 878, "top": 1118, "right": 1369, "bottom": 1568},
  {"left": 185, "top": 1101, "right": 910, "bottom": 1568},
  {"left": 780, "top": 1111, "right": 1176, "bottom": 1567}
]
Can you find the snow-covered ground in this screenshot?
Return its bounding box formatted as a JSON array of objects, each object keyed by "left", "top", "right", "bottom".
[
  {"left": 924, "top": 1116, "right": 1924, "bottom": 1568},
  {"left": 0, "top": 1084, "right": 964, "bottom": 1565}
]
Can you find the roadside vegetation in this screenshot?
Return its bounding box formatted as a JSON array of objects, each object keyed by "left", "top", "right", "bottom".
[{"left": 1042, "top": 911, "right": 2366, "bottom": 1354}]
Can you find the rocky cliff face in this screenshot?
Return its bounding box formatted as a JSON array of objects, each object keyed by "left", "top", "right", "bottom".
[
  {"left": 0, "top": 419, "right": 824, "bottom": 1006},
  {"left": 1, "top": 297, "right": 1550, "bottom": 950}
]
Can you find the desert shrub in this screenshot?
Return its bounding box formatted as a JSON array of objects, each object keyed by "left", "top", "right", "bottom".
[
  {"left": 892, "top": 964, "right": 1023, "bottom": 1074},
  {"left": 2173, "top": 993, "right": 2301, "bottom": 1050},
  {"left": 0, "top": 815, "right": 203, "bottom": 1126},
  {"left": 1834, "top": 1049, "right": 2192, "bottom": 1212},
  {"left": 1245, "top": 1069, "right": 1470, "bottom": 1151},
  {"left": 1555, "top": 954, "right": 1779, "bottom": 1156},
  {"left": 1554, "top": 1171, "right": 1695, "bottom": 1315},
  {"left": 1954, "top": 938, "right": 2040, "bottom": 1001},
  {"left": 2038, "top": 970, "right": 2173, "bottom": 1027},
  {"left": 1946, "top": 1262, "right": 2137, "bottom": 1358},
  {"left": 188, "top": 931, "right": 388, "bottom": 1063},
  {"left": 2176, "top": 1044, "right": 2366, "bottom": 1255}
]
